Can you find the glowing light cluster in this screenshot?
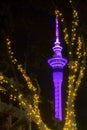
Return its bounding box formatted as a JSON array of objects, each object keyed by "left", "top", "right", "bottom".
[
  {"left": 63, "top": 68, "right": 85, "bottom": 130},
  {"left": 71, "top": 9, "right": 79, "bottom": 46},
  {"left": 63, "top": 62, "right": 86, "bottom": 130},
  {"left": 6, "top": 38, "right": 37, "bottom": 92},
  {"left": 55, "top": 10, "right": 69, "bottom": 45},
  {"left": 55, "top": 1, "right": 86, "bottom": 129},
  {"left": 6, "top": 38, "right": 51, "bottom": 130},
  {"left": 18, "top": 93, "right": 51, "bottom": 130},
  {"left": 0, "top": 1, "right": 86, "bottom": 130},
  {"left": 0, "top": 72, "right": 51, "bottom": 130}
]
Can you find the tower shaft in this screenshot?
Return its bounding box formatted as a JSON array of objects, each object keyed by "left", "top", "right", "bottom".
[{"left": 53, "top": 71, "right": 63, "bottom": 120}]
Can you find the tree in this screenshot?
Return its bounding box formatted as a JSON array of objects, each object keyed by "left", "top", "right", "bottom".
[{"left": 0, "top": 0, "right": 86, "bottom": 130}]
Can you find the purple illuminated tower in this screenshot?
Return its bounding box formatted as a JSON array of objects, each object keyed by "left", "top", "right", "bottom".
[{"left": 48, "top": 12, "right": 67, "bottom": 121}]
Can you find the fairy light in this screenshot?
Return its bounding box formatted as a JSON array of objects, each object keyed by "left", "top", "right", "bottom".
[
  {"left": 55, "top": 10, "right": 69, "bottom": 45},
  {"left": 18, "top": 94, "right": 51, "bottom": 130},
  {"left": 0, "top": 1, "right": 86, "bottom": 130},
  {"left": 69, "top": 0, "right": 79, "bottom": 47},
  {"left": 6, "top": 38, "right": 37, "bottom": 92},
  {"left": 63, "top": 38, "right": 86, "bottom": 130},
  {"left": 17, "top": 65, "right": 37, "bottom": 92},
  {"left": 0, "top": 73, "right": 51, "bottom": 130},
  {"left": 5, "top": 9, "right": 86, "bottom": 130},
  {"left": 64, "top": 58, "right": 86, "bottom": 130},
  {"left": 63, "top": 60, "right": 85, "bottom": 130},
  {"left": 76, "top": 37, "right": 83, "bottom": 58},
  {"left": 6, "top": 38, "right": 51, "bottom": 130},
  {"left": 71, "top": 9, "right": 79, "bottom": 46},
  {"left": 61, "top": 1, "right": 86, "bottom": 130}
]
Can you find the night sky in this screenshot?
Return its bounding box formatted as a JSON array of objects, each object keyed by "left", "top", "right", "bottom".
[{"left": 0, "top": 0, "right": 87, "bottom": 130}]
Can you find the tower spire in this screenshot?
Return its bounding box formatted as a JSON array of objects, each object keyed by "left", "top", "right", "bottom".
[{"left": 55, "top": 11, "right": 60, "bottom": 44}]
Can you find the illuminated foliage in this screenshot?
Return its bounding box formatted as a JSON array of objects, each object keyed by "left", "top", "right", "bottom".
[
  {"left": 5, "top": 38, "right": 51, "bottom": 130},
  {"left": 0, "top": 0, "right": 86, "bottom": 130},
  {"left": 55, "top": 0, "right": 86, "bottom": 130}
]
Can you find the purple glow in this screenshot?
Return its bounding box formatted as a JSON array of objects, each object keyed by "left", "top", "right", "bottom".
[
  {"left": 48, "top": 57, "right": 67, "bottom": 69},
  {"left": 53, "top": 71, "right": 63, "bottom": 120},
  {"left": 55, "top": 16, "right": 60, "bottom": 44},
  {"left": 48, "top": 15, "right": 67, "bottom": 121}
]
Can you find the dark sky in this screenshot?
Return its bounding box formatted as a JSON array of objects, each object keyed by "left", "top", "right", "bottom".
[{"left": 0, "top": 0, "right": 87, "bottom": 130}]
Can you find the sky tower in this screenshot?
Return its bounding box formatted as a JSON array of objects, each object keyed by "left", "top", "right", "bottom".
[{"left": 48, "top": 10, "right": 67, "bottom": 121}]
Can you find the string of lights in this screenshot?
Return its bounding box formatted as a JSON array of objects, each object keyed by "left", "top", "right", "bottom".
[
  {"left": 0, "top": 70, "right": 51, "bottom": 130},
  {"left": 54, "top": 1, "right": 86, "bottom": 130},
  {"left": 6, "top": 38, "right": 51, "bottom": 130},
  {"left": 63, "top": 1, "right": 86, "bottom": 130},
  {"left": 0, "top": 0, "right": 86, "bottom": 129}
]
